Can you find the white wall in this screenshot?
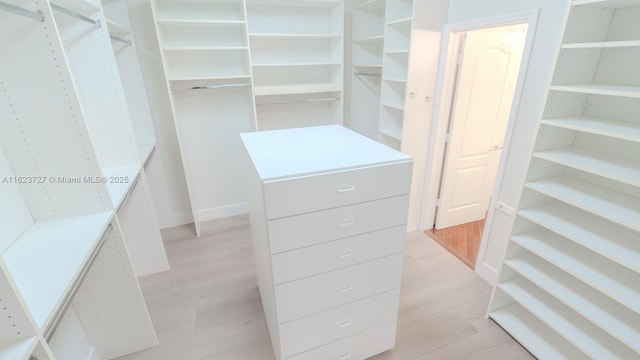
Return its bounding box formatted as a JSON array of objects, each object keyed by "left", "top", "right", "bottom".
[
  {"left": 126, "top": 0, "right": 193, "bottom": 228},
  {"left": 445, "top": 0, "right": 571, "bottom": 284}
]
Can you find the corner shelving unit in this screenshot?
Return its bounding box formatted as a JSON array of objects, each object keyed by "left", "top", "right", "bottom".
[
  {"left": 151, "top": 0, "right": 256, "bottom": 236},
  {"left": 488, "top": 0, "right": 640, "bottom": 358},
  {"left": 350, "top": 0, "right": 385, "bottom": 139},
  {"left": 246, "top": 0, "right": 344, "bottom": 131},
  {"left": 377, "top": 0, "right": 413, "bottom": 149}
]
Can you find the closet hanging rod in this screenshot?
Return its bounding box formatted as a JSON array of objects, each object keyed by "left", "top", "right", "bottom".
[
  {"left": 353, "top": 71, "right": 382, "bottom": 77},
  {"left": 110, "top": 35, "right": 131, "bottom": 46},
  {"left": 0, "top": 1, "right": 44, "bottom": 22},
  {"left": 257, "top": 97, "right": 341, "bottom": 106},
  {"left": 171, "top": 83, "right": 250, "bottom": 91},
  {"left": 50, "top": 3, "right": 100, "bottom": 27},
  {"left": 43, "top": 223, "right": 113, "bottom": 342}
]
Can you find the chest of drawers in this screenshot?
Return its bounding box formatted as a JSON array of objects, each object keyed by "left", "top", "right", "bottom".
[{"left": 240, "top": 125, "right": 412, "bottom": 360}]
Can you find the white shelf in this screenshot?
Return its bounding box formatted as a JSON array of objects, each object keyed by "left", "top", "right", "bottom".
[
  {"left": 52, "top": 0, "right": 100, "bottom": 17},
  {"left": 167, "top": 74, "right": 251, "bottom": 83},
  {"left": 381, "top": 102, "right": 404, "bottom": 111},
  {"left": 354, "top": 0, "right": 385, "bottom": 10},
  {"left": 511, "top": 229, "right": 640, "bottom": 314},
  {"left": 106, "top": 19, "right": 130, "bottom": 38},
  {"left": 562, "top": 40, "right": 640, "bottom": 49},
  {"left": 103, "top": 164, "right": 140, "bottom": 209},
  {"left": 533, "top": 147, "right": 640, "bottom": 187},
  {"left": 254, "top": 83, "right": 341, "bottom": 96},
  {"left": 387, "top": 17, "right": 411, "bottom": 26},
  {"left": 499, "top": 277, "right": 637, "bottom": 359},
  {"left": 163, "top": 46, "right": 248, "bottom": 51},
  {"left": 519, "top": 202, "right": 640, "bottom": 273},
  {"left": 490, "top": 303, "right": 586, "bottom": 360},
  {"left": 384, "top": 78, "right": 407, "bottom": 83},
  {"left": 550, "top": 84, "right": 640, "bottom": 98},
  {"left": 354, "top": 35, "right": 385, "bottom": 42},
  {"left": 0, "top": 337, "right": 37, "bottom": 360},
  {"left": 573, "top": 0, "right": 640, "bottom": 7},
  {"left": 156, "top": 19, "right": 245, "bottom": 26},
  {"left": 253, "top": 62, "right": 340, "bottom": 67},
  {"left": 1, "top": 212, "right": 113, "bottom": 329},
  {"left": 541, "top": 117, "right": 640, "bottom": 142},
  {"left": 506, "top": 258, "right": 640, "bottom": 353},
  {"left": 525, "top": 176, "right": 640, "bottom": 232},
  {"left": 249, "top": 33, "right": 340, "bottom": 39},
  {"left": 380, "top": 128, "right": 402, "bottom": 141}
]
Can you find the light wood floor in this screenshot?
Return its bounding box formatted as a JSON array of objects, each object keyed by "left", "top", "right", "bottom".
[
  {"left": 425, "top": 219, "right": 485, "bottom": 269},
  {"left": 116, "top": 216, "right": 533, "bottom": 360}
]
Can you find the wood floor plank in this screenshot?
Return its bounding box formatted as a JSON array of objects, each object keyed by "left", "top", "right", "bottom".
[{"left": 115, "top": 216, "right": 529, "bottom": 360}]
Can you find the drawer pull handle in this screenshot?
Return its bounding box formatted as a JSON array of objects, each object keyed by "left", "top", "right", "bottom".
[
  {"left": 336, "top": 220, "right": 355, "bottom": 227},
  {"left": 336, "top": 351, "right": 352, "bottom": 360},
  {"left": 336, "top": 318, "right": 352, "bottom": 328},
  {"left": 336, "top": 250, "right": 354, "bottom": 259},
  {"left": 337, "top": 186, "right": 356, "bottom": 193},
  {"left": 336, "top": 284, "right": 353, "bottom": 293}
]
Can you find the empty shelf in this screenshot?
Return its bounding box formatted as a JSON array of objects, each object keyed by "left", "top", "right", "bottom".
[
  {"left": 562, "top": 40, "right": 640, "bottom": 49},
  {"left": 511, "top": 229, "right": 640, "bottom": 314},
  {"left": 249, "top": 33, "right": 341, "bottom": 39},
  {"left": 163, "top": 46, "right": 248, "bottom": 51},
  {"left": 354, "top": 35, "right": 384, "bottom": 42},
  {"left": 156, "top": 19, "right": 245, "bottom": 26},
  {"left": 506, "top": 258, "right": 640, "bottom": 352},
  {"left": 106, "top": 19, "right": 130, "bottom": 38},
  {"left": 525, "top": 176, "right": 640, "bottom": 232},
  {"left": 550, "top": 84, "right": 640, "bottom": 98},
  {"left": 519, "top": 202, "right": 640, "bottom": 272},
  {"left": 490, "top": 303, "right": 586, "bottom": 360},
  {"left": 354, "top": 0, "right": 385, "bottom": 10},
  {"left": 387, "top": 17, "right": 412, "bottom": 26},
  {"left": 253, "top": 62, "right": 340, "bottom": 67},
  {"left": 498, "top": 278, "right": 637, "bottom": 359},
  {"left": 573, "top": 0, "right": 640, "bottom": 7},
  {"left": 103, "top": 164, "right": 141, "bottom": 210},
  {"left": 0, "top": 337, "right": 37, "bottom": 360},
  {"left": 382, "top": 102, "right": 404, "bottom": 111},
  {"left": 541, "top": 117, "right": 640, "bottom": 142},
  {"left": 380, "top": 128, "right": 402, "bottom": 141},
  {"left": 1, "top": 212, "right": 113, "bottom": 329},
  {"left": 384, "top": 78, "right": 407, "bottom": 83},
  {"left": 254, "top": 83, "right": 341, "bottom": 96},
  {"left": 533, "top": 147, "right": 640, "bottom": 187}
]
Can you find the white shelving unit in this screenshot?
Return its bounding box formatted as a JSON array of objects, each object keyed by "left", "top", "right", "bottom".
[
  {"left": 377, "top": 0, "right": 413, "bottom": 149},
  {"left": 247, "top": 0, "right": 344, "bottom": 131},
  {"left": 151, "top": 0, "right": 256, "bottom": 236},
  {"left": 488, "top": 1, "right": 640, "bottom": 357}
]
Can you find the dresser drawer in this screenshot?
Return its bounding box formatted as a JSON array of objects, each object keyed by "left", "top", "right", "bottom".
[
  {"left": 275, "top": 253, "right": 403, "bottom": 323},
  {"left": 268, "top": 195, "right": 409, "bottom": 254},
  {"left": 287, "top": 321, "right": 397, "bottom": 360},
  {"left": 272, "top": 226, "right": 405, "bottom": 284},
  {"left": 263, "top": 161, "right": 412, "bottom": 220},
  {"left": 279, "top": 289, "right": 400, "bottom": 358}
]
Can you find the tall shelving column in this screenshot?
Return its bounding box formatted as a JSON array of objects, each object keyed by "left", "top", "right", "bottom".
[
  {"left": 247, "top": 0, "right": 344, "bottom": 131},
  {"left": 378, "top": 0, "right": 413, "bottom": 149},
  {"left": 350, "top": 0, "right": 386, "bottom": 139},
  {"left": 151, "top": 0, "right": 256, "bottom": 236},
  {"left": 488, "top": 0, "right": 640, "bottom": 358}
]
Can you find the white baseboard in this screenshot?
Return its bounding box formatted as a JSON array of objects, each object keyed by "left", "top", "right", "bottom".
[
  {"left": 199, "top": 202, "right": 249, "bottom": 222},
  {"left": 475, "top": 261, "right": 498, "bottom": 286}
]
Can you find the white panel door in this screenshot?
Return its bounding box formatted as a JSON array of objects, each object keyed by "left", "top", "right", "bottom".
[{"left": 435, "top": 26, "right": 526, "bottom": 230}]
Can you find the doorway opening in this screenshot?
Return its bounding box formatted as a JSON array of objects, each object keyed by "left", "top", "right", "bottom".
[{"left": 425, "top": 22, "right": 529, "bottom": 268}]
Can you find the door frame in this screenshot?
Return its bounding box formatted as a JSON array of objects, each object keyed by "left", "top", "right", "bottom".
[{"left": 419, "top": 11, "right": 539, "bottom": 233}]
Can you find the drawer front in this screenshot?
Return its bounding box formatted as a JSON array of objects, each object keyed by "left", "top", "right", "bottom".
[
  {"left": 264, "top": 161, "right": 412, "bottom": 220},
  {"left": 275, "top": 254, "right": 403, "bottom": 323},
  {"left": 279, "top": 289, "right": 400, "bottom": 358},
  {"left": 268, "top": 195, "right": 409, "bottom": 254},
  {"left": 272, "top": 226, "right": 406, "bottom": 284},
  {"left": 287, "top": 321, "right": 397, "bottom": 360}
]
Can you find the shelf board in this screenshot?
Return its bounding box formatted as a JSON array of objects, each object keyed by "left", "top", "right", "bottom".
[
  {"left": 106, "top": 19, "right": 130, "bottom": 38},
  {"left": 380, "top": 128, "right": 402, "bottom": 141},
  {"left": 353, "top": 64, "right": 383, "bottom": 75},
  {"left": 525, "top": 176, "right": 640, "bottom": 232},
  {"left": 384, "top": 78, "right": 407, "bottom": 83},
  {"left": 541, "top": 116, "right": 640, "bottom": 142},
  {"left": 490, "top": 303, "right": 586, "bottom": 360},
  {"left": 52, "top": 0, "right": 100, "bottom": 17},
  {"left": 354, "top": 0, "right": 385, "bottom": 10},
  {"left": 386, "top": 49, "right": 410, "bottom": 55},
  {"left": 387, "top": 17, "right": 412, "bottom": 26},
  {"left": 168, "top": 75, "right": 251, "bottom": 83},
  {"left": 382, "top": 102, "right": 405, "bottom": 111},
  {"left": 254, "top": 83, "right": 341, "bottom": 96},
  {"left": 0, "top": 337, "right": 37, "bottom": 360},
  {"left": 562, "top": 40, "right": 640, "bottom": 49},
  {"left": 249, "top": 33, "right": 340, "bottom": 39},
  {"left": 511, "top": 229, "right": 640, "bottom": 315},
  {"left": 498, "top": 277, "right": 637, "bottom": 359},
  {"left": 156, "top": 19, "right": 246, "bottom": 26},
  {"left": 506, "top": 258, "right": 640, "bottom": 353},
  {"left": 162, "top": 46, "right": 248, "bottom": 51},
  {"left": 573, "top": 0, "right": 640, "bottom": 7},
  {"left": 246, "top": 0, "right": 341, "bottom": 7},
  {"left": 533, "top": 147, "right": 640, "bottom": 187},
  {"left": 550, "top": 84, "right": 640, "bottom": 98},
  {"left": 1, "top": 212, "right": 113, "bottom": 329},
  {"left": 519, "top": 202, "right": 640, "bottom": 273},
  {"left": 354, "top": 35, "right": 384, "bottom": 42},
  {"left": 103, "top": 164, "right": 141, "bottom": 210},
  {"left": 253, "top": 62, "right": 340, "bottom": 67}
]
